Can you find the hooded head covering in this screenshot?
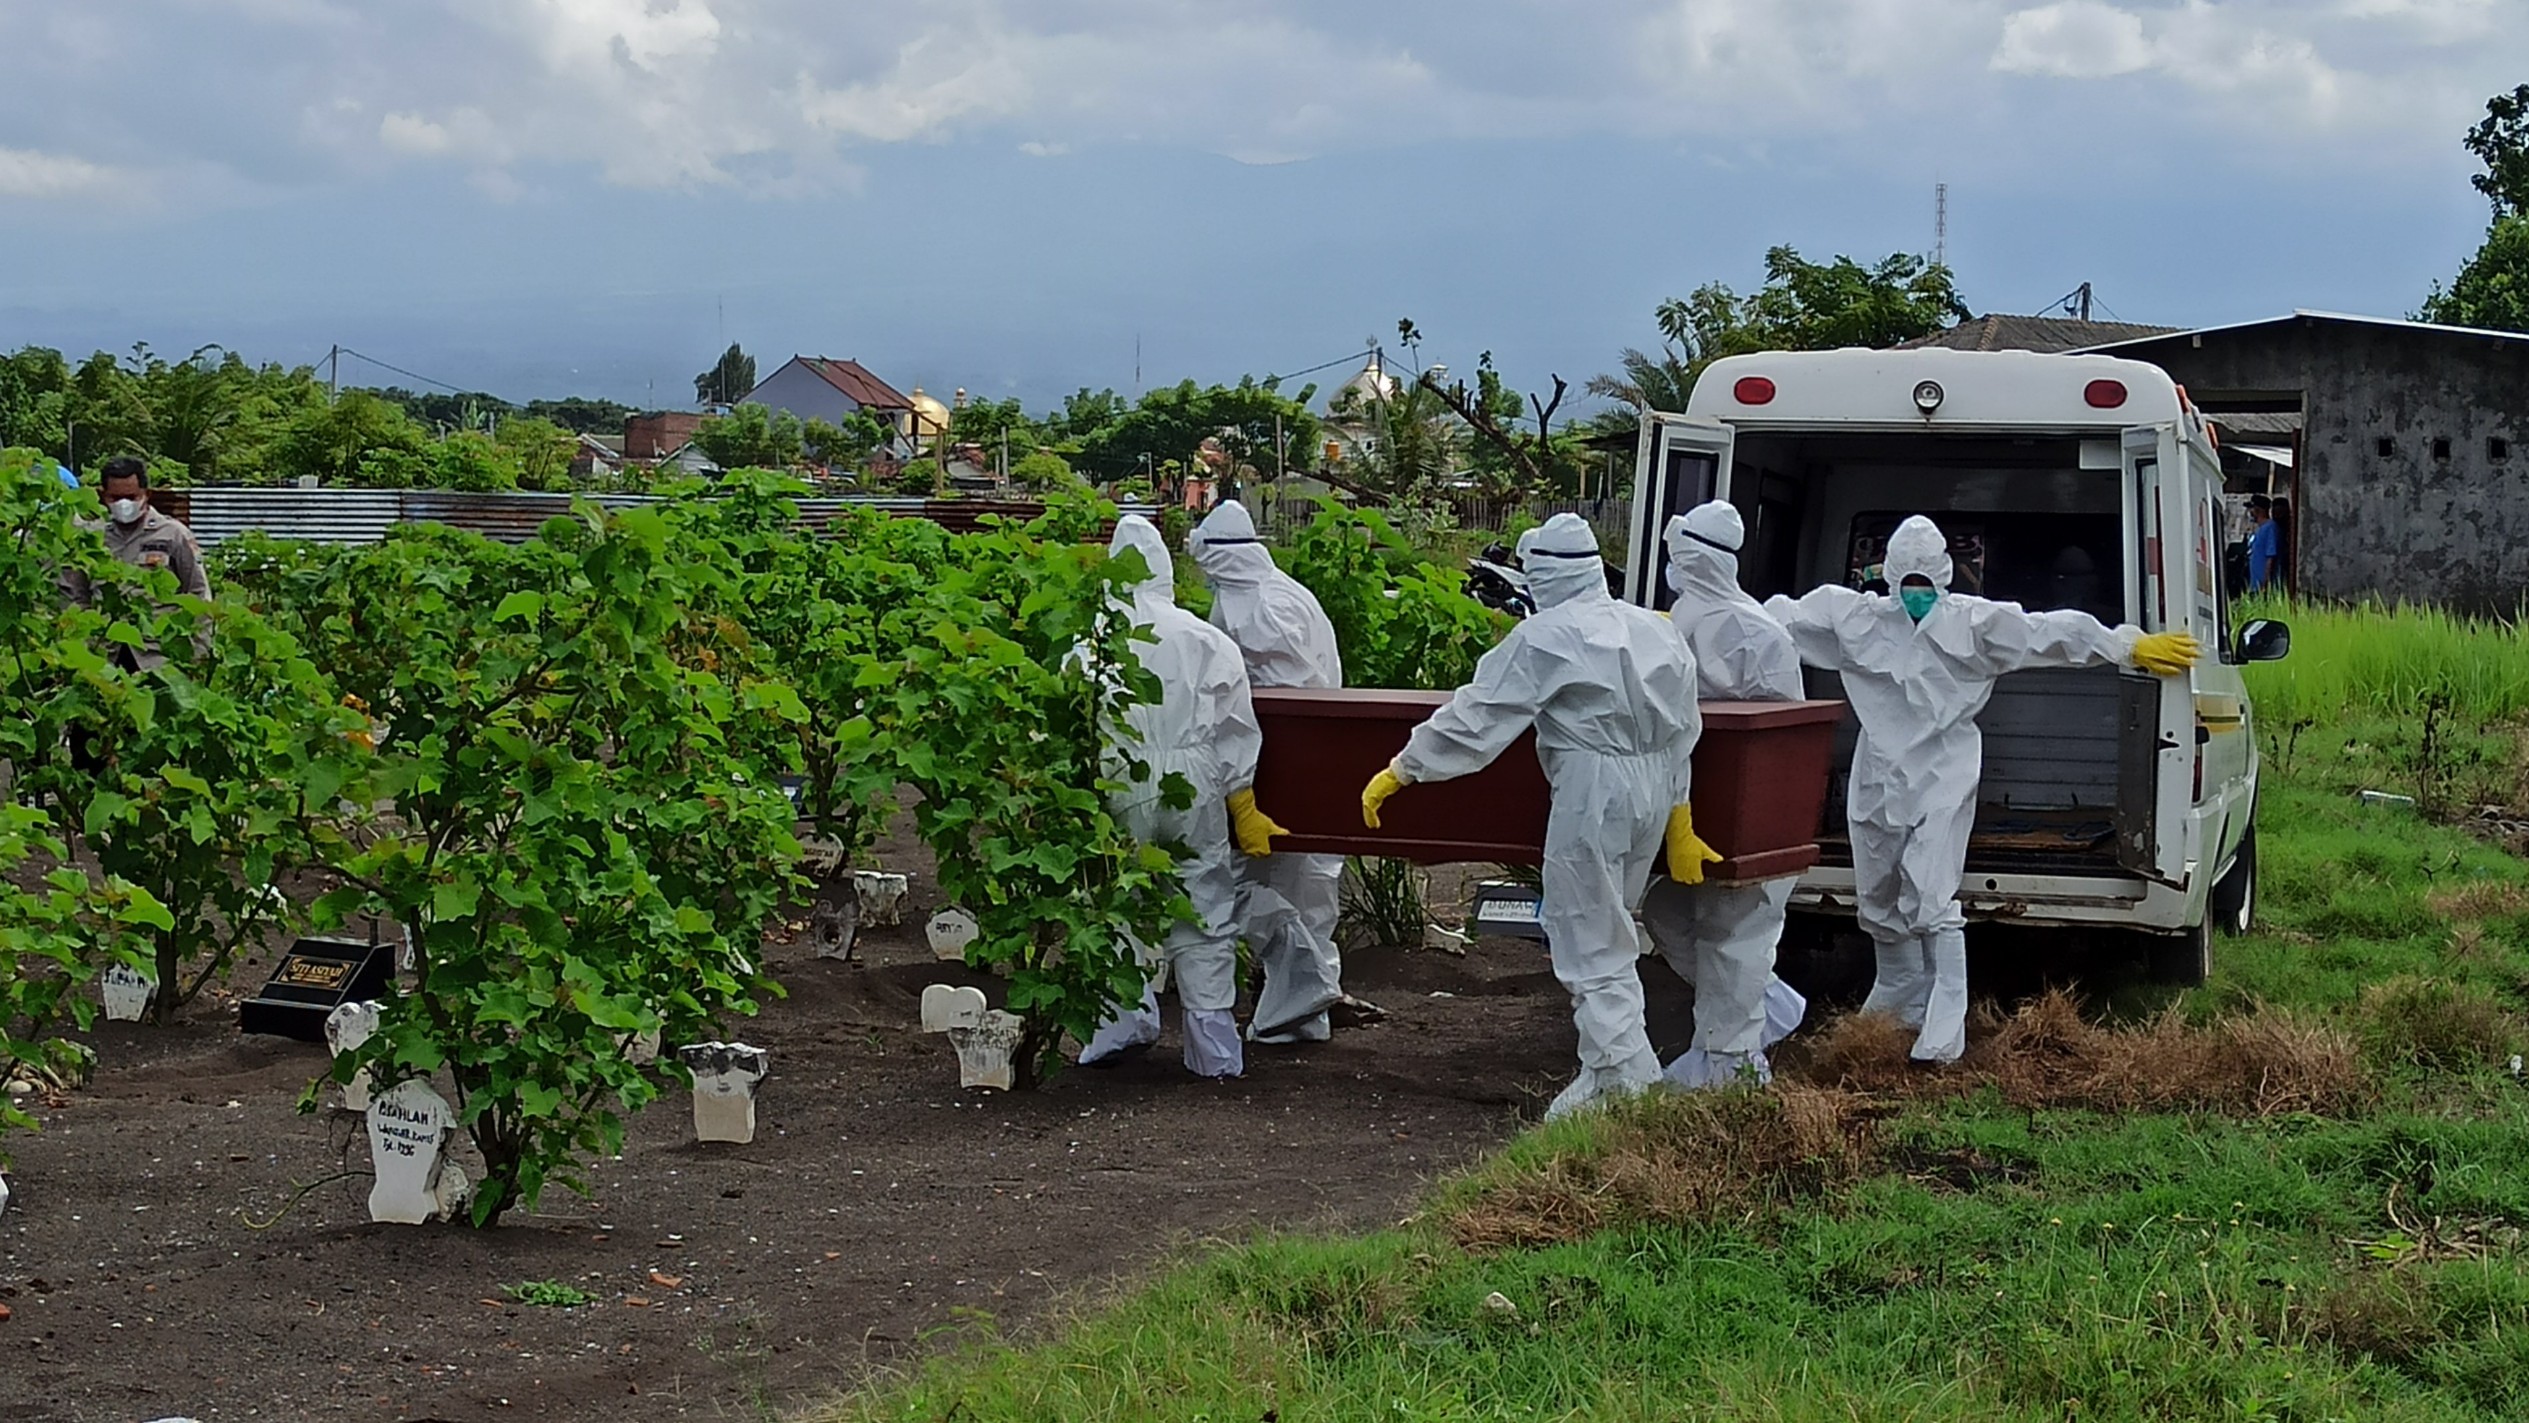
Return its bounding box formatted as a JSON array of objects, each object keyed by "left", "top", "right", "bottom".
[
  {"left": 1664, "top": 500, "right": 1758, "bottom": 610},
  {"left": 1882, "top": 515, "right": 1953, "bottom": 593},
  {"left": 1191, "top": 500, "right": 1273, "bottom": 587},
  {"left": 1107, "top": 513, "right": 1175, "bottom": 619},
  {"left": 1516, "top": 512, "right": 1609, "bottom": 612}
]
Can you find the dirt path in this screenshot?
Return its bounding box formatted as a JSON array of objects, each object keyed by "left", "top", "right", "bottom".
[{"left": 0, "top": 845, "right": 1637, "bottom": 1422}]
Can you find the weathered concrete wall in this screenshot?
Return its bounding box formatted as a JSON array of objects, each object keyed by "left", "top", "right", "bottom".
[{"left": 2112, "top": 318, "right": 2529, "bottom": 613}]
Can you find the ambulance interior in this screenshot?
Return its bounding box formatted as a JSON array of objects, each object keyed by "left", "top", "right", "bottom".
[{"left": 1719, "top": 431, "right": 2148, "bottom": 875}]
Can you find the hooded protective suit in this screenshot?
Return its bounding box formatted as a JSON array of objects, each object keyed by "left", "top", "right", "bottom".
[
  {"left": 1078, "top": 515, "right": 1262, "bottom": 1077},
  {"left": 1638, "top": 501, "right": 1809, "bottom": 1088},
  {"left": 1765, "top": 515, "right": 2145, "bottom": 1063},
  {"left": 1388, "top": 513, "right": 1698, "bottom": 1117},
  {"left": 1191, "top": 500, "right": 1348, "bottom": 1044}
]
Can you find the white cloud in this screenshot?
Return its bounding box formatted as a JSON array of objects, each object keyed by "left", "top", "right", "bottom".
[
  {"left": 1993, "top": 1, "right": 2154, "bottom": 78},
  {"left": 7, "top": 0, "right": 2529, "bottom": 203},
  {"left": 0, "top": 146, "right": 129, "bottom": 199},
  {"left": 378, "top": 112, "right": 453, "bottom": 156}
]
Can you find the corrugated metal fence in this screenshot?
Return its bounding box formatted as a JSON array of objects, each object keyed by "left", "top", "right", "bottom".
[{"left": 159, "top": 487, "right": 1153, "bottom": 548}]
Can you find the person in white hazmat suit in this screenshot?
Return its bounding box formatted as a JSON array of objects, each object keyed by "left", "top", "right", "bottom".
[
  {"left": 1190, "top": 500, "right": 1351, "bottom": 1044},
  {"left": 1639, "top": 502, "right": 1811, "bottom": 1089},
  {"left": 1765, "top": 515, "right": 2201, "bottom": 1064},
  {"left": 1078, "top": 515, "right": 1287, "bottom": 1079},
  {"left": 1359, "top": 513, "right": 1715, "bottom": 1119}
]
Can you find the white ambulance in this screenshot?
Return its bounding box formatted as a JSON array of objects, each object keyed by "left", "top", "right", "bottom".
[{"left": 1627, "top": 347, "right": 2287, "bottom": 982}]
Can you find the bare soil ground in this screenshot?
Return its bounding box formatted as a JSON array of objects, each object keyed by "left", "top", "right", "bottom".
[{"left": 0, "top": 823, "right": 1662, "bottom": 1423}]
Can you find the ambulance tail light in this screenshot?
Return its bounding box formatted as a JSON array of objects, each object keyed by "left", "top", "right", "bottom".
[
  {"left": 2084, "top": 379, "right": 2129, "bottom": 409},
  {"left": 1733, "top": 376, "right": 1776, "bottom": 406}
]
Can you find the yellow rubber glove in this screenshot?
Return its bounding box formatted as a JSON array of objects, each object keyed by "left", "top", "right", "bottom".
[
  {"left": 1361, "top": 764, "right": 1407, "bottom": 829},
  {"left": 1665, "top": 804, "right": 1723, "bottom": 885},
  {"left": 2132, "top": 631, "right": 2205, "bottom": 677},
  {"left": 1226, "top": 788, "right": 1287, "bottom": 858}
]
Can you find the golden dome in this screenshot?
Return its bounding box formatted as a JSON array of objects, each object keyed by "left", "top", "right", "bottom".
[{"left": 907, "top": 386, "right": 951, "bottom": 438}]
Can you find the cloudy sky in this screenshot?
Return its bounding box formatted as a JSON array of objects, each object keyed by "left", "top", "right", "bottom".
[{"left": 0, "top": 0, "right": 2518, "bottom": 410}]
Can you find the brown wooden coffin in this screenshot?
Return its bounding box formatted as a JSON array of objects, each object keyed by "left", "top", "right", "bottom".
[{"left": 1250, "top": 688, "right": 1846, "bottom": 883}]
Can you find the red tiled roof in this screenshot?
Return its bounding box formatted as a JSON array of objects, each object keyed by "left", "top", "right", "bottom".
[{"left": 801, "top": 357, "right": 911, "bottom": 411}]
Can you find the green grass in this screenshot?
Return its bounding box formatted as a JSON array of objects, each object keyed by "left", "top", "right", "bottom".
[
  {"left": 805, "top": 602, "right": 2529, "bottom": 1423},
  {"left": 501, "top": 1279, "right": 595, "bottom": 1308},
  {"left": 2241, "top": 595, "right": 2529, "bottom": 727}
]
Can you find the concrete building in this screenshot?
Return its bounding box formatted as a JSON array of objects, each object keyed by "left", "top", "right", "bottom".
[
  {"left": 2089, "top": 313, "right": 2529, "bottom": 613},
  {"left": 624, "top": 411, "right": 704, "bottom": 461}
]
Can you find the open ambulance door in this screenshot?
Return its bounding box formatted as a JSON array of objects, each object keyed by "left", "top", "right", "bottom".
[
  {"left": 1626, "top": 414, "right": 1735, "bottom": 610},
  {"left": 2113, "top": 422, "right": 2196, "bottom": 888}
]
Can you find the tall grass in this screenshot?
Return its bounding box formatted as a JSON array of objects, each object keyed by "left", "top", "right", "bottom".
[{"left": 2239, "top": 595, "right": 2529, "bottom": 727}]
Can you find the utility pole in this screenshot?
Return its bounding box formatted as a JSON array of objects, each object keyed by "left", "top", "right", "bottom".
[
  {"left": 327, "top": 344, "right": 339, "bottom": 403},
  {"left": 1275, "top": 412, "right": 1285, "bottom": 480},
  {"left": 2077, "top": 281, "right": 2093, "bottom": 321}
]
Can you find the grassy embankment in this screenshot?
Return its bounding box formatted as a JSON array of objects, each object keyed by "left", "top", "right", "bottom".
[{"left": 811, "top": 600, "right": 2529, "bottom": 1422}]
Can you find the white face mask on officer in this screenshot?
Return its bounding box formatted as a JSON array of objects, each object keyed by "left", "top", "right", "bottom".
[{"left": 108, "top": 495, "right": 145, "bottom": 525}]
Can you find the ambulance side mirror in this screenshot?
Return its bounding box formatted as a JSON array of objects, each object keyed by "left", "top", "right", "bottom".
[{"left": 2236, "top": 619, "right": 2291, "bottom": 662}]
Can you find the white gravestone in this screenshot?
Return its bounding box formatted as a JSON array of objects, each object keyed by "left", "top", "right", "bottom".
[
  {"left": 925, "top": 908, "right": 979, "bottom": 962},
  {"left": 800, "top": 836, "right": 848, "bottom": 878},
  {"left": 622, "top": 1025, "right": 663, "bottom": 1067},
  {"left": 365, "top": 1078, "right": 459, "bottom": 1225},
  {"left": 0, "top": 1170, "right": 11, "bottom": 1220},
  {"left": 324, "top": 1000, "right": 382, "bottom": 1112},
  {"left": 854, "top": 871, "right": 910, "bottom": 927},
  {"left": 920, "top": 983, "right": 988, "bottom": 1033},
  {"left": 100, "top": 963, "right": 156, "bottom": 1022},
  {"left": 680, "top": 1042, "right": 769, "bottom": 1145},
  {"left": 948, "top": 1010, "right": 1027, "bottom": 1091},
  {"left": 812, "top": 897, "right": 860, "bottom": 962}
]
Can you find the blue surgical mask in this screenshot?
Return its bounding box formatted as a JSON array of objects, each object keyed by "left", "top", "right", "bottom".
[{"left": 1900, "top": 587, "right": 1938, "bottom": 622}]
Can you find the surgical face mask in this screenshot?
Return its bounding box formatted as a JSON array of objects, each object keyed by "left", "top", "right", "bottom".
[
  {"left": 108, "top": 496, "right": 145, "bottom": 525},
  {"left": 1899, "top": 586, "right": 1939, "bottom": 622}
]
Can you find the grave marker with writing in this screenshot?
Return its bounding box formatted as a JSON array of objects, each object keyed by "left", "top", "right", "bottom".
[
  {"left": 100, "top": 963, "right": 156, "bottom": 1022},
  {"left": 925, "top": 908, "right": 979, "bottom": 962},
  {"left": 365, "top": 1078, "right": 459, "bottom": 1225},
  {"left": 679, "top": 1042, "right": 769, "bottom": 1144}
]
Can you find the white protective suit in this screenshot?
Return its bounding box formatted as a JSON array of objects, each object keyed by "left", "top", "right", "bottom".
[
  {"left": 1191, "top": 501, "right": 1349, "bottom": 1045},
  {"left": 1078, "top": 515, "right": 1262, "bottom": 1078},
  {"left": 1638, "top": 501, "right": 1810, "bottom": 1089},
  {"left": 1765, "top": 515, "right": 2143, "bottom": 1064},
  {"left": 1391, "top": 513, "right": 1699, "bottom": 1118}
]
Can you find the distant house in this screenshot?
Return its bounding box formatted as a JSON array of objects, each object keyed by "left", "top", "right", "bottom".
[
  {"left": 740, "top": 357, "right": 916, "bottom": 438},
  {"left": 656, "top": 441, "right": 721, "bottom": 479},
  {"left": 625, "top": 411, "right": 704, "bottom": 461},
  {"left": 2083, "top": 312, "right": 2529, "bottom": 613},
  {"left": 1901, "top": 313, "right": 2180, "bottom": 353},
  {"left": 570, "top": 433, "right": 625, "bottom": 481}
]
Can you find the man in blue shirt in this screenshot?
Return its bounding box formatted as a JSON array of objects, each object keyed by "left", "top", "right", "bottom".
[{"left": 2246, "top": 495, "right": 2279, "bottom": 591}]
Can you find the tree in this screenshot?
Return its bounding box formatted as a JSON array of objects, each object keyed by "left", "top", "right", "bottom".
[
  {"left": 693, "top": 404, "right": 804, "bottom": 471},
  {"left": 495, "top": 416, "right": 579, "bottom": 491},
  {"left": 2422, "top": 87, "right": 2529, "bottom": 335},
  {"left": 522, "top": 396, "right": 635, "bottom": 436},
  {"left": 2465, "top": 82, "right": 2529, "bottom": 219},
  {"left": 695, "top": 344, "right": 756, "bottom": 407},
  {"left": 2420, "top": 216, "right": 2529, "bottom": 334},
  {"left": 1590, "top": 247, "right": 1968, "bottom": 415},
  {"left": 276, "top": 391, "right": 426, "bottom": 487},
  {"left": 802, "top": 411, "right": 893, "bottom": 471},
  {"left": 1011, "top": 449, "right": 1081, "bottom": 493},
  {"left": 1073, "top": 378, "right": 1320, "bottom": 484}
]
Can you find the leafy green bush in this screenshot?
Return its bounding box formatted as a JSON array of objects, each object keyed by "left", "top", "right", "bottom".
[
  {"left": 0, "top": 806, "right": 166, "bottom": 1147},
  {"left": 864, "top": 497, "right": 1189, "bottom": 1085},
  {"left": 310, "top": 506, "right": 804, "bottom": 1224},
  {"left": 1275, "top": 497, "right": 1509, "bottom": 692}
]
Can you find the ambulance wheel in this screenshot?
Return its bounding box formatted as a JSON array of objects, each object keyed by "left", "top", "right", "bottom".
[
  {"left": 2148, "top": 919, "right": 2212, "bottom": 988},
  {"left": 2209, "top": 827, "right": 2256, "bottom": 938}
]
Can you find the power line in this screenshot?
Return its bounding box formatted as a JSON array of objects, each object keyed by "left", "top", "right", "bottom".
[
  {"left": 333, "top": 347, "right": 478, "bottom": 396},
  {"left": 1265, "top": 345, "right": 1382, "bottom": 385}
]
